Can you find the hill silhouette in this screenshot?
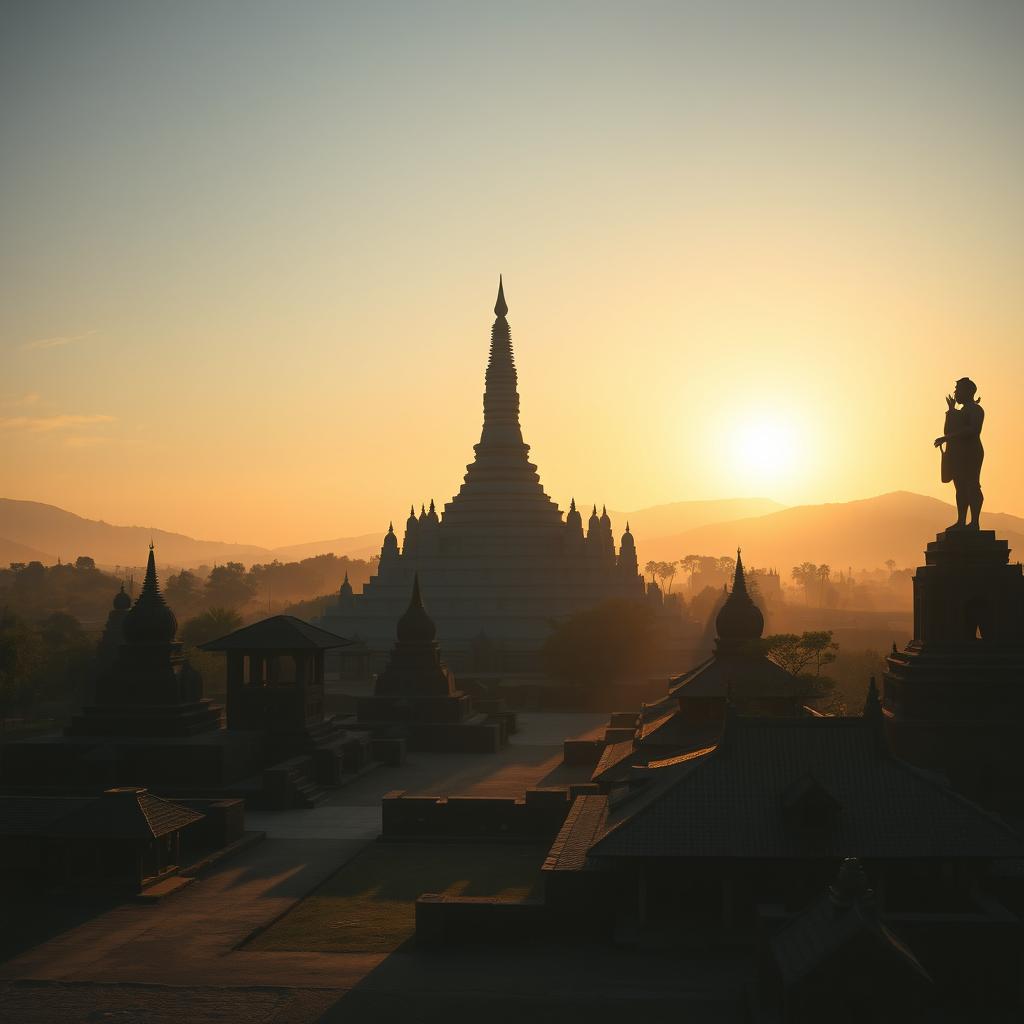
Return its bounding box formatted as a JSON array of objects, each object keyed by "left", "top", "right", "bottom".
[
  {"left": 636, "top": 491, "right": 1024, "bottom": 572},
  {"left": 614, "top": 497, "right": 784, "bottom": 539},
  {"left": 5, "top": 492, "right": 1023, "bottom": 577}
]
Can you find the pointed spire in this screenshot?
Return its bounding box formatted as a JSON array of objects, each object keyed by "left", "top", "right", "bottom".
[
  {"left": 569, "top": 497, "right": 576, "bottom": 513},
  {"left": 123, "top": 544, "right": 177, "bottom": 644},
  {"left": 388, "top": 522, "right": 395, "bottom": 535},
  {"left": 494, "top": 275, "right": 507, "bottom": 317},
  {"left": 732, "top": 548, "right": 748, "bottom": 596},
  {"left": 429, "top": 498, "right": 435, "bottom": 514},
  {"left": 625, "top": 521, "right": 631, "bottom": 533}
]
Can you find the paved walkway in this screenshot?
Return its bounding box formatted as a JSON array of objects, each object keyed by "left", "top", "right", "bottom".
[{"left": 0, "top": 714, "right": 614, "bottom": 1021}]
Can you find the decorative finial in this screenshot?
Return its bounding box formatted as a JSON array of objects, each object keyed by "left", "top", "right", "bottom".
[
  {"left": 388, "top": 521, "right": 395, "bottom": 534},
  {"left": 494, "top": 275, "right": 507, "bottom": 317},
  {"left": 569, "top": 497, "right": 576, "bottom": 512},
  {"left": 626, "top": 521, "right": 631, "bottom": 533},
  {"left": 429, "top": 498, "right": 436, "bottom": 514}
]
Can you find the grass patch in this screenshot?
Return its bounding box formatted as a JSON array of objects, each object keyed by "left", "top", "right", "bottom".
[{"left": 247, "top": 841, "right": 546, "bottom": 954}]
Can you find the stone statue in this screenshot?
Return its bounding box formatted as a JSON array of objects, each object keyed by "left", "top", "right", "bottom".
[{"left": 933, "top": 377, "right": 984, "bottom": 530}]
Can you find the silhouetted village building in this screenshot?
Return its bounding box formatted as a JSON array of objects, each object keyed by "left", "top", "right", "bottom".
[
  {"left": 349, "top": 574, "right": 515, "bottom": 752},
  {"left": 0, "top": 545, "right": 378, "bottom": 815},
  {"left": 319, "top": 281, "right": 647, "bottom": 677}
]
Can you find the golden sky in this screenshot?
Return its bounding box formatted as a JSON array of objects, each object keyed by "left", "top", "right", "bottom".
[{"left": 2, "top": 2, "right": 1023, "bottom": 547}]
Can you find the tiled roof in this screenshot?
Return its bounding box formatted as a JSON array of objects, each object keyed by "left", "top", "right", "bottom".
[
  {"left": 591, "top": 739, "right": 637, "bottom": 782},
  {"left": 201, "top": 615, "right": 353, "bottom": 651},
  {"left": 771, "top": 896, "right": 930, "bottom": 987},
  {"left": 50, "top": 788, "right": 204, "bottom": 840},
  {"left": 588, "top": 716, "right": 1024, "bottom": 861},
  {"left": 669, "top": 652, "right": 802, "bottom": 700},
  {"left": 543, "top": 795, "right": 609, "bottom": 872}
]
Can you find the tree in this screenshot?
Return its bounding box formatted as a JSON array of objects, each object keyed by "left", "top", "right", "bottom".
[
  {"left": 679, "top": 554, "right": 702, "bottom": 588},
  {"left": 884, "top": 559, "right": 897, "bottom": 576},
  {"left": 165, "top": 569, "right": 204, "bottom": 617},
  {"left": 0, "top": 610, "right": 42, "bottom": 724},
  {"left": 180, "top": 608, "right": 244, "bottom": 649},
  {"left": 764, "top": 630, "right": 842, "bottom": 713},
  {"left": 656, "top": 560, "right": 678, "bottom": 594},
  {"left": 716, "top": 555, "right": 736, "bottom": 578},
  {"left": 74, "top": 555, "right": 96, "bottom": 571},
  {"left": 204, "top": 563, "right": 257, "bottom": 610},
  {"left": 643, "top": 560, "right": 659, "bottom": 585},
  {"left": 543, "top": 599, "right": 656, "bottom": 691},
  {"left": 791, "top": 562, "right": 818, "bottom": 603}
]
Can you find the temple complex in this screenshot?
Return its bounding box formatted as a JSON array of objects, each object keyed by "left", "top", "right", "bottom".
[
  {"left": 320, "top": 279, "right": 645, "bottom": 676},
  {"left": 569, "top": 552, "right": 810, "bottom": 786}
]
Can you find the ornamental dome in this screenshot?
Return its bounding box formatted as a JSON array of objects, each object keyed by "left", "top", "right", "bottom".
[
  {"left": 396, "top": 573, "right": 436, "bottom": 645},
  {"left": 122, "top": 545, "right": 178, "bottom": 644},
  {"left": 113, "top": 582, "right": 132, "bottom": 611},
  {"left": 715, "top": 550, "right": 764, "bottom": 643}
]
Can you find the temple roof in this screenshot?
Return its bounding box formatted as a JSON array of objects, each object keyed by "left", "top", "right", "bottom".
[
  {"left": 771, "top": 859, "right": 931, "bottom": 988},
  {"left": 48, "top": 787, "right": 204, "bottom": 840},
  {"left": 123, "top": 545, "right": 177, "bottom": 645},
  {"left": 568, "top": 715, "right": 1024, "bottom": 862},
  {"left": 201, "top": 615, "right": 353, "bottom": 651},
  {"left": 396, "top": 573, "right": 437, "bottom": 645},
  {"left": 669, "top": 652, "right": 802, "bottom": 700},
  {"left": 715, "top": 549, "right": 764, "bottom": 643}
]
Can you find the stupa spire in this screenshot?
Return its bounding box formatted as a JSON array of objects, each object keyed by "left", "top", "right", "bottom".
[{"left": 477, "top": 276, "right": 524, "bottom": 450}]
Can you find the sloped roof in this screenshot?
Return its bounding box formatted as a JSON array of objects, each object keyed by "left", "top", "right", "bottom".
[
  {"left": 50, "top": 787, "right": 204, "bottom": 840},
  {"left": 543, "top": 795, "right": 609, "bottom": 872},
  {"left": 669, "top": 652, "right": 802, "bottom": 700},
  {"left": 771, "top": 894, "right": 930, "bottom": 987},
  {"left": 587, "top": 716, "right": 1024, "bottom": 861},
  {"left": 591, "top": 738, "right": 637, "bottom": 782},
  {"left": 201, "top": 615, "right": 353, "bottom": 651}
]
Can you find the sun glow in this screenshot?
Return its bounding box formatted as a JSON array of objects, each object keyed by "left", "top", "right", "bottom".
[{"left": 727, "top": 414, "right": 803, "bottom": 485}]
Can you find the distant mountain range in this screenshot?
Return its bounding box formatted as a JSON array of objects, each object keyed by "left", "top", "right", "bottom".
[
  {"left": 633, "top": 491, "right": 1024, "bottom": 572},
  {"left": 0, "top": 499, "right": 379, "bottom": 570},
  {"left": 3, "top": 492, "right": 1022, "bottom": 576}
]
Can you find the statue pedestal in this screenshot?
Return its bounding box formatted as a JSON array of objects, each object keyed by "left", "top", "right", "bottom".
[{"left": 884, "top": 528, "right": 1024, "bottom": 811}]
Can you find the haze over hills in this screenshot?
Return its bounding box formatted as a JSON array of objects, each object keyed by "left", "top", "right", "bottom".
[
  {"left": 4, "top": 492, "right": 1023, "bottom": 579},
  {"left": 635, "top": 491, "right": 1024, "bottom": 573}
]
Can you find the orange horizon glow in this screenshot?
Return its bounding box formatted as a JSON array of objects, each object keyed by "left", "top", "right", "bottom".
[{"left": 2, "top": 4, "right": 1023, "bottom": 548}]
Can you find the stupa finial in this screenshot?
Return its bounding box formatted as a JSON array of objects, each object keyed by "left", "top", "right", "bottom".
[{"left": 494, "top": 275, "right": 507, "bottom": 317}]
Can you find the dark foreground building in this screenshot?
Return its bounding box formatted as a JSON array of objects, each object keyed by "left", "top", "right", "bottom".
[
  {"left": 1, "top": 546, "right": 371, "bottom": 808},
  {"left": 884, "top": 526, "right": 1024, "bottom": 813},
  {"left": 349, "top": 574, "right": 515, "bottom": 752}
]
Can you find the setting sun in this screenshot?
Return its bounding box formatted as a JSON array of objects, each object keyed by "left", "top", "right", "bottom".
[{"left": 726, "top": 414, "right": 803, "bottom": 486}]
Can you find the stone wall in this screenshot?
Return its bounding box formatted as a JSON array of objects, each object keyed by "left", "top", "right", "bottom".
[{"left": 381, "top": 788, "right": 570, "bottom": 841}]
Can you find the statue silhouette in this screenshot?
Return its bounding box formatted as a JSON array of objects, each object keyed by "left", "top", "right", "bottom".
[{"left": 933, "top": 377, "right": 984, "bottom": 530}]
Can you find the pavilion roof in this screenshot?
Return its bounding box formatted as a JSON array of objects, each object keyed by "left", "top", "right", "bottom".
[
  {"left": 562, "top": 715, "right": 1024, "bottom": 863},
  {"left": 48, "top": 788, "right": 204, "bottom": 840},
  {"left": 201, "top": 615, "right": 353, "bottom": 651}
]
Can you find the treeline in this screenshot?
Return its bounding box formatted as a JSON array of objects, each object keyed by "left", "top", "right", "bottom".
[
  {"left": 164, "top": 553, "right": 376, "bottom": 620},
  {"left": 0, "top": 610, "right": 94, "bottom": 725},
  {"left": 0, "top": 557, "right": 119, "bottom": 625},
  {"left": 0, "top": 551, "right": 378, "bottom": 628}
]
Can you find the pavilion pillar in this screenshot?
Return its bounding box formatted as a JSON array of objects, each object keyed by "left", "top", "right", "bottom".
[
  {"left": 637, "top": 865, "right": 648, "bottom": 927},
  {"left": 248, "top": 653, "right": 264, "bottom": 685},
  {"left": 720, "top": 877, "right": 735, "bottom": 931}
]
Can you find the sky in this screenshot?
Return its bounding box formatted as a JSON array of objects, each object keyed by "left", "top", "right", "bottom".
[{"left": 1, "top": 1, "right": 1022, "bottom": 548}]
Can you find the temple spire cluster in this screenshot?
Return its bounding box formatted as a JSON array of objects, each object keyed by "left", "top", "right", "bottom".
[{"left": 320, "top": 279, "right": 646, "bottom": 675}]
